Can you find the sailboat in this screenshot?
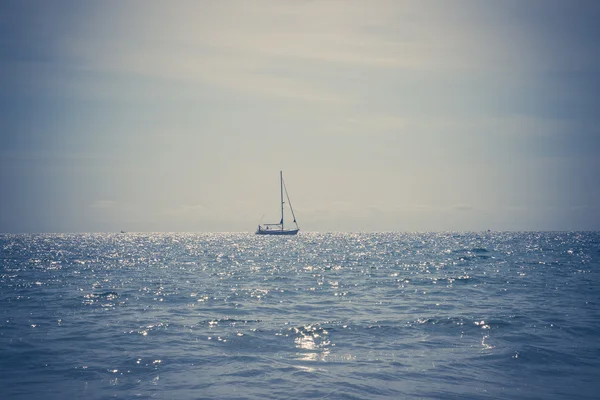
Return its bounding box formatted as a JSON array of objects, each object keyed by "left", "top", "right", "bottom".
[{"left": 256, "top": 171, "right": 299, "bottom": 235}]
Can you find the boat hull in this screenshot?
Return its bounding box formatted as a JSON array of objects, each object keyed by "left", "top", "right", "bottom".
[{"left": 256, "top": 229, "right": 299, "bottom": 235}]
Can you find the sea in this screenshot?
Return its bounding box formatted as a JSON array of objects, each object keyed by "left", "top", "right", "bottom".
[{"left": 1, "top": 231, "right": 599, "bottom": 399}]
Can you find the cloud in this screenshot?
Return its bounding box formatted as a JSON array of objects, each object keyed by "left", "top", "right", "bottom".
[
  {"left": 162, "top": 203, "right": 207, "bottom": 216},
  {"left": 57, "top": 1, "right": 557, "bottom": 108},
  {"left": 3, "top": 1, "right": 598, "bottom": 232},
  {"left": 318, "top": 115, "right": 407, "bottom": 137},
  {"left": 454, "top": 204, "right": 474, "bottom": 212},
  {"left": 89, "top": 200, "right": 116, "bottom": 208}
]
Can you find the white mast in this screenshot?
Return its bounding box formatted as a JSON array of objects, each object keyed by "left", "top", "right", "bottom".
[{"left": 280, "top": 171, "right": 284, "bottom": 230}]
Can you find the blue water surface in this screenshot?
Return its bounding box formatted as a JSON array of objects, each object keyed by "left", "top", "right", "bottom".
[{"left": 1, "top": 232, "right": 599, "bottom": 399}]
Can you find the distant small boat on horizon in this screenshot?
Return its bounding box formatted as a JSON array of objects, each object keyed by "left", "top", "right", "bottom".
[{"left": 256, "top": 171, "right": 299, "bottom": 236}]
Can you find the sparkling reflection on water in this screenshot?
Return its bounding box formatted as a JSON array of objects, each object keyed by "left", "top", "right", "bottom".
[{"left": 0, "top": 232, "right": 599, "bottom": 399}]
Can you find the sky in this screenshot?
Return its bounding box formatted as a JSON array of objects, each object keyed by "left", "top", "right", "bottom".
[{"left": 1, "top": 0, "right": 599, "bottom": 233}]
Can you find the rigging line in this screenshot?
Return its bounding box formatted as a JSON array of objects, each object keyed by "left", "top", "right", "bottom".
[{"left": 282, "top": 178, "right": 299, "bottom": 228}]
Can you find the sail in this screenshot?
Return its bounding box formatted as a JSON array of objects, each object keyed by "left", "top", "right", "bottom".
[
  {"left": 256, "top": 171, "right": 299, "bottom": 235},
  {"left": 283, "top": 178, "right": 298, "bottom": 225}
]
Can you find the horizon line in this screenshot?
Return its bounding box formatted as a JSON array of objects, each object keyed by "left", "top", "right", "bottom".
[{"left": 1, "top": 230, "right": 598, "bottom": 235}]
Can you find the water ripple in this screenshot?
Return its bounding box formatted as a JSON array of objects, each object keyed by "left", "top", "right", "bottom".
[{"left": 1, "top": 232, "right": 599, "bottom": 399}]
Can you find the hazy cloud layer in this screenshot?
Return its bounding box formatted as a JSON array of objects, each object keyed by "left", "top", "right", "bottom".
[{"left": 1, "top": 1, "right": 598, "bottom": 232}]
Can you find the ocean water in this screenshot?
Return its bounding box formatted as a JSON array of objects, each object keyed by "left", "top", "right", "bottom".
[{"left": 1, "top": 232, "right": 599, "bottom": 399}]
